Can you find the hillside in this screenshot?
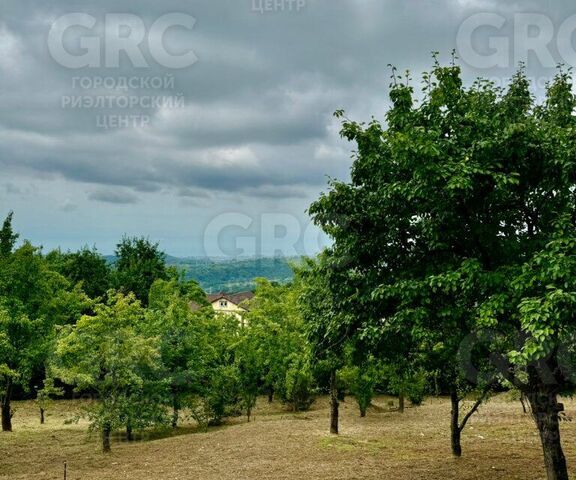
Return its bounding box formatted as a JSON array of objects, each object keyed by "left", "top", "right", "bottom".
[
  {"left": 170, "top": 256, "right": 297, "bottom": 293},
  {"left": 105, "top": 255, "right": 297, "bottom": 293}
]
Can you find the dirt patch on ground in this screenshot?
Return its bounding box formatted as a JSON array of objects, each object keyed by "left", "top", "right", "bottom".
[{"left": 1, "top": 394, "right": 574, "bottom": 479}]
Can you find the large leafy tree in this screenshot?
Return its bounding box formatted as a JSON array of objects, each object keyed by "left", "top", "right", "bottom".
[
  {"left": 310, "top": 58, "right": 576, "bottom": 480},
  {"left": 46, "top": 247, "right": 112, "bottom": 299},
  {"left": 52, "top": 292, "right": 160, "bottom": 452},
  {"left": 296, "top": 254, "right": 350, "bottom": 433},
  {"left": 0, "top": 306, "right": 36, "bottom": 432},
  {"left": 114, "top": 236, "right": 169, "bottom": 305},
  {"left": 0, "top": 229, "right": 82, "bottom": 431}
]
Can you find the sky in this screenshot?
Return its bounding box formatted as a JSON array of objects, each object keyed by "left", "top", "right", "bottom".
[{"left": 1, "top": 0, "right": 574, "bottom": 257}]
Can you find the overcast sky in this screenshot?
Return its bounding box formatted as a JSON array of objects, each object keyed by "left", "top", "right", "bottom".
[{"left": 0, "top": 0, "right": 574, "bottom": 257}]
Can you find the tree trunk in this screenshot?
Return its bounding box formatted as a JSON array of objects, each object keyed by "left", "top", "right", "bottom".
[
  {"left": 450, "top": 388, "right": 462, "bottom": 457},
  {"left": 329, "top": 369, "right": 339, "bottom": 435},
  {"left": 1, "top": 378, "right": 13, "bottom": 432},
  {"left": 1, "top": 402, "right": 11, "bottom": 432},
  {"left": 267, "top": 386, "right": 274, "bottom": 403},
  {"left": 527, "top": 391, "right": 568, "bottom": 480},
  {"left": 171, "top": 390, "right": 179, "bottom": 429},
  {"left": 247, "top": 406, "right": 252, "bottom": 423},
  {"left": 520, "top": 393, "right": 528, "bottom": 414},
  {"left": 359, "top": 404, "right": 367, "bottom": 418},
  {"left": 102, "top": 424, "right": 112, "bottom": 452},
  {"left": 398, "top": 391, "right": 405, "bottom": 413},
  {"left": 126, "top": 423, "right": 133, "bottom": 441},
  {"left": 40, "top": 408, "right": 45, "bottom": 425}
]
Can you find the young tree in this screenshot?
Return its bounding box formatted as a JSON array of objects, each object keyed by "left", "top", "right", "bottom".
[
  {"left": 52, "top": 293, "right": 160, "bottom": 452},
  {"left": 146, "top": 279, "right": 212, "bottom": 428},
  {"left": 283, "top": 353, "right": 315, "bottom": 412},
  {"left": 310, "top": 58, "right": 576, "bottom": 479},
  {"left": 340, "top": 359, "right": 380, "bottom": 417},
  {"left": 233, "top": 332, "right": 261, "bottom": 422},
  {"left": 203, "top": 364, "right": 241, "bottom": 425},
  {"left": 35, "top": 377, "right": 63, "bottom": 425},
  {"left": 243, "top": 278, "right": 313, "bottom": 412},
  {"left": 198, "top": 313, "right": 243, "bottom": 426}
]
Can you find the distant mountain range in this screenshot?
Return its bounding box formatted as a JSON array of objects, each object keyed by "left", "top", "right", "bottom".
[{"left": 105, "top": 255, "right": 298, "bottom": 293}]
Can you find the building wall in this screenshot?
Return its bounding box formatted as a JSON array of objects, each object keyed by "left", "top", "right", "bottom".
[{"left": 211, "top": 299, "right": 246, "bottom": 324}]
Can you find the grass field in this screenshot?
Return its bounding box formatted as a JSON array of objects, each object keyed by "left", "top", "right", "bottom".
[{"left": 1, "top": 394, "right": 574, "bottom": 479}]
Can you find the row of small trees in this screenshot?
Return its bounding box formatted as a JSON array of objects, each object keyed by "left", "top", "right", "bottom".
[
  {"left": 0, "top": 216, "right": 314, "bottom": 450},
  {"left": 1, "top": 215, "right": 406, "bottom": 452}
]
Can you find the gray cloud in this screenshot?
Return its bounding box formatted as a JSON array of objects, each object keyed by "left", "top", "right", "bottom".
[
  {"left": 88, "top": 188, "right": 139, "bottom": 204},
  {"left": 59, "top": 198, "right": 78, "bottom": 211},
  {"left": 0, "top": 0, "right": 572, "bottom": 254}
]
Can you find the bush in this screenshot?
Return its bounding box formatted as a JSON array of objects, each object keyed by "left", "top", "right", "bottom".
[
  {"left": 405, "top": 371, "right": 427, "bottom": 406},
  {"left": 204, "top": 365, "right": 241, "bottom": 425},
  {"left": 188, "top": 397, "right": 211, "bottom": 431},
  {"left": 283, "top": 355, "right": 315, "bottom": 411}
]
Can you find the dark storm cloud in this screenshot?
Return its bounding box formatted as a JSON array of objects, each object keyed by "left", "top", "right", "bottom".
[{"left": 0, "top": 0, "right": 572, "bottom": 202}]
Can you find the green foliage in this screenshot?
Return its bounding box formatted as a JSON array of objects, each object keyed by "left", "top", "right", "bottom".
[
  {"left": 0, "top": 231, "right": 80, "bottom": 430},
  {"left": 310, "top": 58, "right": 576, "bottom": 470},
  {"left": 52, "top": 292, "right": 161, "bottom": 450},
  {"left": 148, "top": 278, "right": 208, "bottom": 309},
  {"left": 0, "top": 306, "right": 37, "bottom": 392},
  {"left": 339, "top": 360, "right": 380, "bottom": 416},
  {"left": 188, "top": 396, "right": 212, "bottom": 431},
  {"left": 296, "top": 254, "right": 351, "bottom": 369},
  {"left": 35, "top": 377, "right": 64, "bottom": 423},
  {"left": 283, "top": 353, "right": 315, "bottom": 412},
  {"left": 0, "top": 215, "right": 315, "bottom": 439},
  {"left": 145, "top": 278, "right": 213, "bottom": 427},
  {"left": 46, "top": 247, "right": 111, "bottom": 299},
  {"left": 382, "top": 366, "right": 427, "bottom": 407},
  {"left": 234, "top": 328, "right": 262, "bottom": 421},
  {"left": 0, "top": 211, "right": 18, "bottom": 258},
  {"left": 243, "top": 278, "right": 315, "bottom": 411},
  {"left": 204, "top": 364, "right": 241, "bottom": 424},
  {"left": 114, "top": 236, "right": 169, "bottom": 305}
]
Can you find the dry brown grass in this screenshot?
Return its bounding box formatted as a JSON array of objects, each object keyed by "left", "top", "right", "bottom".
[{"left": 1, "top": 394, "right": 575, "bottom": 479}]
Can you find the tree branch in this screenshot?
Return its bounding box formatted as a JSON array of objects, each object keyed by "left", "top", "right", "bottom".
[{"left": 458, "top": 384, "right": 492, "bottom": 432}]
